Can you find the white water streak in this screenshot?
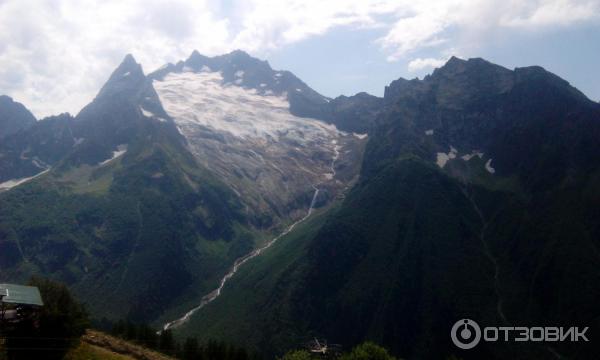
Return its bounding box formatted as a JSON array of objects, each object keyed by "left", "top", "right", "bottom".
[
  {"left": 162, "top": 187, "right": 320, "bottom": 331},
  {"left": 162, "top": 135, "right": 341, "bottom": 332}
]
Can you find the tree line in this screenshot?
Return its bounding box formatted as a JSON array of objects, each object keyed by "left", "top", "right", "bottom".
[{"left": 109, "top": 320, "right": 258, "bottom": 360}]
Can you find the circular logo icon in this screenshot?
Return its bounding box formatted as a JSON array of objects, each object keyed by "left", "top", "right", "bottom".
[{"left": 451, "top": 319, "right": 481, "bottom": 349}]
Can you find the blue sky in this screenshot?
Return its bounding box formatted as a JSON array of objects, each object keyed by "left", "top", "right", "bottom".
[
  {"left": 267, "top": 22, "right": 600, "bottom": 101},
  {"left": 0, "top": 0, "right": 599, "bottom": 117}
]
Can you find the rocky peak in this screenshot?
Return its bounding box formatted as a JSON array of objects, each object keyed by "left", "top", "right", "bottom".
[
  {"left": 225, "top": 49, "right": 253, "bottom": 61},
  {"left": 110, "top": 54, "right": 144, "bottom": 80},
  {"left": 384, "top": 77, "right": 419, "bottom": 103},
  {"left": 74, "top": 53, "right": 169, "bottom": 152},
  {"left": 95, "top": 54, "right": 146, "bottom": 100},
  {"left": 0, "top": 95, "right": 37, "bottom": 138},
  {"left": 185, "top": 50, "right": 212, "bottom": 70},
  {"left": 513, "top": 65, "right": 591, "bottom": 103}
]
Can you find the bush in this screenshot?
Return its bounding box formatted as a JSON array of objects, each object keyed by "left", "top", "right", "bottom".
[
  {"left": 340, "top": 342, "right": 397, "bottom": 360},
  {"left": 280, "top": 350, "right": 313, "bottom": 360}
]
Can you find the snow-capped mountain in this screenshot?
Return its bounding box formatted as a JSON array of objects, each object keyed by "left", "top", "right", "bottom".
[
  {"left": 149, "top": 51, "right": 366, "bottom": 223},
  {"left": 0, "top": 51, "right": 369, "bottom": 322}
]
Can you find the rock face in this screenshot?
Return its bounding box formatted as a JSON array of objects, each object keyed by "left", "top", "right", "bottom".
[
  {"left": 324, "top": 92, "right": 383, "bottom": 134},
  {"left": 0, "top": 95, "right": 36, "bottom": 139},
  {"left": 0, "top": 112, "right": 73, "bottom": 183}
]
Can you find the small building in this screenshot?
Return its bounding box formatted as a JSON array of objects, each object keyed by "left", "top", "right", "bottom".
[{"left": 0, "top": 283, "right": 44, "bottom": 327}]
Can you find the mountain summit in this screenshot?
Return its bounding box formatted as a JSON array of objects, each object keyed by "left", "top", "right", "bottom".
[
  {"left": 0, "top": 95, "right": 36, "bottom": 138},
  {"left": 95, "top": 54, "right": 147, "bottom": 101}
]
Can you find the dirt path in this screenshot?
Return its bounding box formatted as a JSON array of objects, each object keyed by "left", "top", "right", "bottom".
[{"left": 82, "top": 330, "right": 176, "bottom": 360}]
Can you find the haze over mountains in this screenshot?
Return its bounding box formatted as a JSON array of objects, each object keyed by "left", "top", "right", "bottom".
[{"left": 1, "top": 51, "right": 599, "bottom": 359}]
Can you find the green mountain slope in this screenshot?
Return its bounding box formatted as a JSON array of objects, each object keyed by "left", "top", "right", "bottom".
[
  {"left": 177, "top": 155, "right": 600, "bottom": 359},
  {"left": 0, "top": 120, "right": 256, "bottom": 322},
  {"left": 174, "top": 58, "right": 600, "bottom": 359}
]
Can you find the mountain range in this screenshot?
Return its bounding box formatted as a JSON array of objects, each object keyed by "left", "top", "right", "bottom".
[{"left": 1, "top": 51, "right": 599, "bottom": 359}]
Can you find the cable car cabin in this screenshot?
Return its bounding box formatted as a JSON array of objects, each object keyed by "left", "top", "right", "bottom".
[
  {"left": 0, "top": 284, "right": 44, "bottom": 328},
  {"left": 305, "top": 338, "right": 342, "bottom": 358}
]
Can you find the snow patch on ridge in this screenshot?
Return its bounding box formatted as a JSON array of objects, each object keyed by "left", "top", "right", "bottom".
[
  {"left": 99, "top": 144, "right": 128, "bottom": 166},
  {"left": 461, "top": 151, "right": 484, "bottom": 161},
  {"left": 425, "top": 129, "right": 434, "bottom": 136},
  {"left": 140, "top": 107, "right": 154, "bottom": 118},
  {"left": 485, "top": 159, "right": 496, "bottom": 174},
  {"left": 140, "top": 106, "right": 167, "bottom": 122},
  {"left": 353, "top": 133, "right": 368, "bottom": 139},
  {"left": 32, "top": 158, "right": 48, "bottom": 169},
  {"left": 0, "top": 168, "right": 51, "bottom": 191},
  {"left": 436, "top": 146, "right": 458, "bottom": 168}
]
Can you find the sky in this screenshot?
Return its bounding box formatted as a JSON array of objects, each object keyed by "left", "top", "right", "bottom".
[{"left": 0, "top": 0, "right": 599, "bottom": 118}]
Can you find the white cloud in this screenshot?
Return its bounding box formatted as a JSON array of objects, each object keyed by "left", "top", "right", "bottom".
[
  {"left": 408, "top": 57, "right": 448, "bottom": 72},
  {"left": 0, "top": 0, "right": 597, "bottom": 117},
  {"left": 377, "top": 0, "right": 600, "bottom": 62},
  {"left": 500, "top": 0, "right": 600, "bottom": 27},
  {"left": 0, "top": 0, "right": 230, "bottom": 118},
  {"left": 228, "top": 0, "right": 401, "bottom": 51}
]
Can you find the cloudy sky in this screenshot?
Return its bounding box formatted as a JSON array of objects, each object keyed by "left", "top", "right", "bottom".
[{"left": 1, "top": 0, "right": 599, "bottom": 118}]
